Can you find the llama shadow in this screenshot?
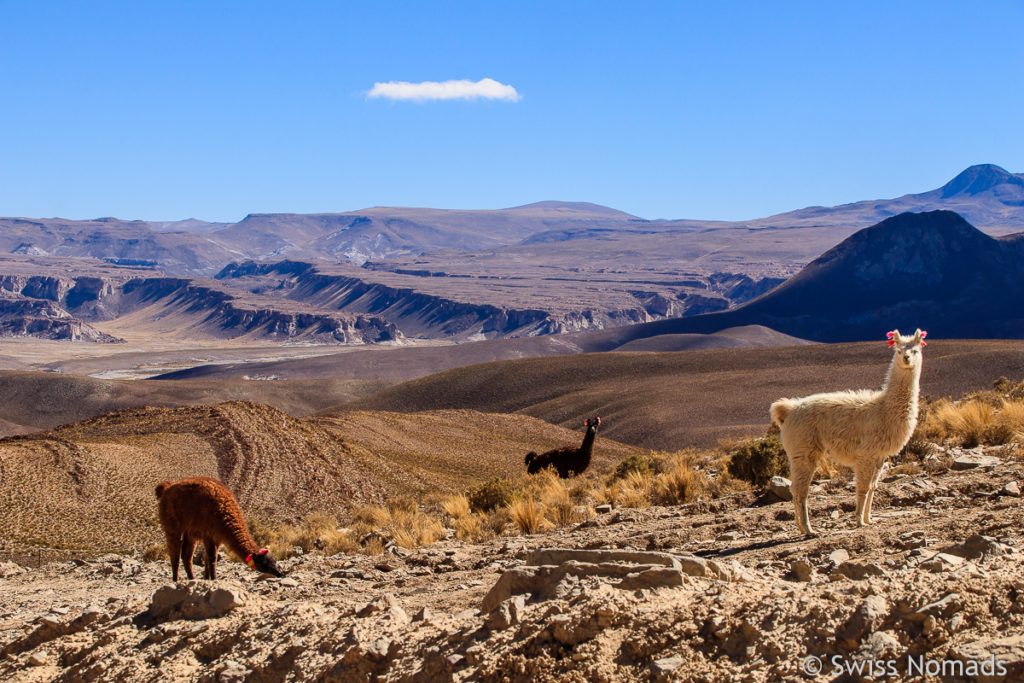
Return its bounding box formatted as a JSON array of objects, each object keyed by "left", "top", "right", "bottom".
[{"left": 694, "top": 534, "right": 811, "bottom": 559}]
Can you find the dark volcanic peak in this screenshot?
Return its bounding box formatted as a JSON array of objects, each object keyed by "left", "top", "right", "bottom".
[
  {"left": 630, "top": 210, "right": 1024, "bottom": 341},
  {"left": 940, "top": 164, "right": 1024, "bottom": 198}
]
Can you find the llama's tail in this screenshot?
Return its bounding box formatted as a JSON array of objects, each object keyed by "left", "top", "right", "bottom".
[
  {"left": 770, "top": 399, "right": 799, "bottom": 427},
  {"left": 155, "top": 481, "right": 170, "bottom": 499}
]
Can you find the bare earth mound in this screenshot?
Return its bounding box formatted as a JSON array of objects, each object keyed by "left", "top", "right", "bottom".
[{"left": 0, "top": 404, "right": 649, "bottom": 554}]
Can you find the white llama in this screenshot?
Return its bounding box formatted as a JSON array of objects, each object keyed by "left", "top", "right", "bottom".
[{"left": 770, "top": 328, "right": 926, "bottom": 535}]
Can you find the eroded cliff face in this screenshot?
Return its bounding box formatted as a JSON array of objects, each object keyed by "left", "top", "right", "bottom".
[
  {"left": 0, "top": 273, "right": 403, "bottom": 345},
  {"left": 0, "top": 299, "right": 123, "bottom": 343},
  {"left": 214, "top": 261, "right": 774, "bottom": 340}
]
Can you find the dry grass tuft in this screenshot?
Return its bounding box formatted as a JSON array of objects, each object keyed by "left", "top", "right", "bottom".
[
  {"left": 915, "top": 396, "right": 1024, "bottom": 448},
  {"left": 509, "top": 497, "right": 546, "bottom": 535}
]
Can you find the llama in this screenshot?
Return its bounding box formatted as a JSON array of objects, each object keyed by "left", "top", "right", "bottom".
[
  {"left": 525, "top": 417, "right": 601, "bottom": 478},
  {"left": 155, "top": 476, "right": 284, "bottom": 581},
  {"left": 770, "top": 329, "right": 926, "bottom": 535}
]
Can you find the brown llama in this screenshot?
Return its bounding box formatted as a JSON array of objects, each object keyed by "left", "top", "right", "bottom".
[
  {"left": 525, "top": 417, "right": 601, "bottom": 478},
  {"left": 155, "top": 476, "right": 284, "bottom": 581}
]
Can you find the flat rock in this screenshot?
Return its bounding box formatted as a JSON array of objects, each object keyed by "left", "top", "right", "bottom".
[
  {"left": 951, "top": 453, "right": 1002, "bottom": 470},
  {"left": 833, "top": 561, "right": 886, "bottom": 581},
  {"left": 952, "top": 634, "right": 1024, "bottom": 682},
  {"left": 1001, "top": 481, "right": 1021, "bottom": 497}
]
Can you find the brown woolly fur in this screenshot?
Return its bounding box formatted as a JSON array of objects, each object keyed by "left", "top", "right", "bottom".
[{"left": 155, "top": 476, "right": 284, "bottom": 581}]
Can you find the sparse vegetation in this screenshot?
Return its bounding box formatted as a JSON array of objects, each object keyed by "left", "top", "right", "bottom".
[
  {"left": 725, "top": 431, "right": 789, "bottom": 487},
  {"left": 613, "top": 454, "right": 653, "bottom": 480},
  {"left": 468, "top": 477, "right": 517, "bottom": 513}
]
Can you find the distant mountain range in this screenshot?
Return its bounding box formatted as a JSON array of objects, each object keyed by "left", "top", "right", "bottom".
[
  {"left": 1, "top": 164, "right": 1022, "bottom": 276},
  {"left": 1, "top": 165, "right": 1022, "bottom": 346}
]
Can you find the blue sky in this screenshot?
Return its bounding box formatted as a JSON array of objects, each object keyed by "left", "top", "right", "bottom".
[{"left": 1, "top": 1, "right": 1022, "bottom": 222}]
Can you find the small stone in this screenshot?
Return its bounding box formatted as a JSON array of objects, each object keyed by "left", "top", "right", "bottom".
[
  {"left": 27, "top": 651, "right": 48, "bottom": 666},
  {"left": 769, "top": 476, "right": 793, "bottom": 501},
  {"left": 838, "top": 595, "right": 888, "bottom": 649},
  {"left": 358, "top": 593, "right": 402, "bottom": 618},
  {"left": 412, "top": 606, "right": 437, "bottom": 623},
  {"left": 1001, "top": 481, "right": 1021, "bottom": 497},
  {"left": 948, "top": 534, "right": 1009, "bottom": 560},
  {"left": 830, "top": 509, "right": 841, "bottom": 520},
  {"left": 789, "top": 559, "right": 815, "bottom": 582},
  {"left": 919, "top": 553, "right": 966, "bottom": 572},
  {"left": 278, "top": 577, "right": 299, "bottom": 587},
  {"left": 485, "top": 595, "right": 526, "bottom": 631},
  {"left": 716, "top": 531, "right": 742, "bottom": 542},
  {"left": 859, "top": 631, "right": 900, "bottom": 660},
  {"left": 834, "top": 561, "right": 886, "bottom": 581},
  {"left": 594, "top": 504, "right": 613, "bottom": 514},
  {"left": 651, "top": 654, "right": 684, "bottom": 676},
  {"left": 828, "top": 549, "right": 851, "bottom": 566}
]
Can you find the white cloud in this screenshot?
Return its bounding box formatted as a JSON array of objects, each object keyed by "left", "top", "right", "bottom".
[{"left": 367, "top": 78, "right": 520, "bottom": 102}]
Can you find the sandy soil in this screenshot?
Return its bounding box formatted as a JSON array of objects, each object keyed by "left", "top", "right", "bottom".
[{"left": 1, "top": 447, "right": 1021, "bottom": 682}]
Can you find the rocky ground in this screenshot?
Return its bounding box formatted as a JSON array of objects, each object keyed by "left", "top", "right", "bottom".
[{"left": 1, "top": 445, "right": 1022, "bottom": 682}]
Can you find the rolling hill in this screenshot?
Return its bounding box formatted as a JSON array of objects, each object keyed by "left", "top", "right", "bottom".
[
  {"left": 0, "top": 402, "right": 651, "bottom": 552},
  {"left": 332, "top": 339, "right": 1024, "bottom": 450}
]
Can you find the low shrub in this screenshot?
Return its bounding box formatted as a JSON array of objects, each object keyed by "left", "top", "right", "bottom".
[
  {"left": 726, "top": 432, "right": 788, "bottom": 487},
  {"left": 468, "top": 477, "right": 517, "bottom": 513}
]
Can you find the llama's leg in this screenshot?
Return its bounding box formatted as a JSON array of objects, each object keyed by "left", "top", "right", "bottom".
[
  {"left": 862, "top": 462, "right": 885, "bottom": 525},
  {"left": 788, "top": 451, "right": 817, "bottom": 536},
  {"left": 853, "top": 463, "right": 875, "bottom": 527},
  {"left": 165, "top": 530, "right": 181, "bottom": 582},
  {"left": 180, "top": 534, "right": 197, "bottom": 580},
  {"left": 203, "top": 539, "right": 218, "bottom": 580}
]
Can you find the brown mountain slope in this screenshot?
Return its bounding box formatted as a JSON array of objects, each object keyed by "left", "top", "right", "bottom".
[
  {"left": 336, "top": 339, "right": 1024, "bottom": 449},
  {"left": 0, "top": 403, "right": 650, "bottom": 553},
  {"left": 0, "top": 371, "right": 392, "bottom": 436},
  {"left": 315, "top": 410, "right": 647, "bottom": 497},
  {"left": 0, "top": 402, "right": 387, "bottom": 552}
]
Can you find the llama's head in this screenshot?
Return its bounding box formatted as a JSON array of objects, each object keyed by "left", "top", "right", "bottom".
[
  {"left": 585, "top": 417, "right": 601, "bottom": 432},
  {"left": 246, "top": 548, "right": 285, "bottom": 577},
  {"left": 887, "top": 329, "right": 926, "bottom": 369}
]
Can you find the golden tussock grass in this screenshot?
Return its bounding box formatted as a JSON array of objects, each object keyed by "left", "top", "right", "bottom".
[{"left": 915, "top": 397, "right": 1024, "bottom": 448}]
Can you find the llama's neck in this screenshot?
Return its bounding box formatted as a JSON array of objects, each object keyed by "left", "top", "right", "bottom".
[
  {"left": 218, "top": 518, "right": 260, "bottom": 561},
  {"left": 579, "top": 427, "right": 598, "bottom": 462},
  {"left": 880, "top": 355, "right": 921, "bottom": 422}
]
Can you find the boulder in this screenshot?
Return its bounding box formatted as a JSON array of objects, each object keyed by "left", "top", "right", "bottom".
[
  {"left": 769, "top": 476, "right": 793, "bottom": 502},
  {"left": 149, "top": 582, "right": 246, "bottom": 620}
]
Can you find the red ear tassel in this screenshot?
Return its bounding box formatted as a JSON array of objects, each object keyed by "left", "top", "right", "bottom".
[
  {"left": 887, "top": 340, "right": 895, "bottom": 347},
  {"left": 886, "top": 331, "right": 895, "bottom": 338}
]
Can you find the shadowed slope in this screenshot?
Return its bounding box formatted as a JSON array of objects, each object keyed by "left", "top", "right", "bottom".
[
  {"left": 615, "top": 211, "right": 1024, "bottom": 341},
  {"left": 335, "top": 339, "right": 1024, "bottom": 450},
  {"left": 0, "top": 371, "right": 392, "bottom": 436}
]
